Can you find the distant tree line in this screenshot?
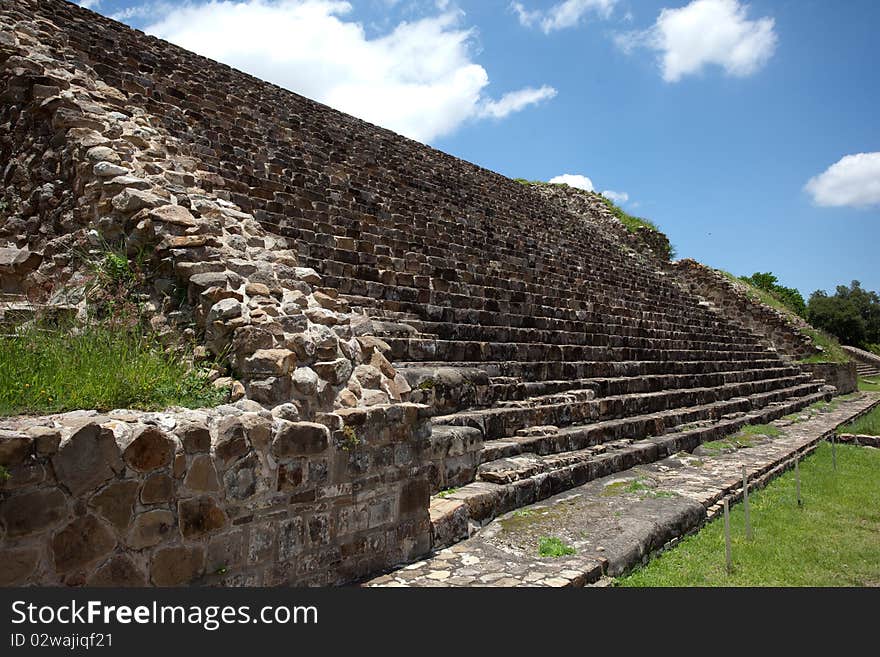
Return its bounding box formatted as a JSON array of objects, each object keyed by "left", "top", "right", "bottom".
[
  {"left": 739, "top": 272, "right": 880, "bottom": 354},
  {"left": 807, "top": 281, "right": 880, "bottom": 351}
]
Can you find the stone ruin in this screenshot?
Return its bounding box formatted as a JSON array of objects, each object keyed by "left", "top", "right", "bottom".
[{"left": 0, "top": 0, "right": 848, "bottom": 586}]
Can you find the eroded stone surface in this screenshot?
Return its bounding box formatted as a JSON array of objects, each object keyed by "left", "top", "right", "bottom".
[{"left": 368, "top": 394, "right": 879, "bottom": 586}]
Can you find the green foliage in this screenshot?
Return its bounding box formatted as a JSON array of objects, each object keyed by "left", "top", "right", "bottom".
[
  {"left": 839, "top": 405, "right": 880, "bottom": 436},
  {"left": 436, "top": 487, "right": 458, "bottom": 499},
  {"left": 340, "top": 424, "right": 361, "bottom": 451},
  {"left": 807, "top": 281, "right": 880, "bottom": 348},
  {"left": 616, "top": 442, "right": 880, "bottom": 586},
  {"left": 0, "top": 321, "right": 225, "bottom": 416},
  {"left": 538, "top": 536, "right": 576, "bottom": 558},
  {"left": 739, "top": 272, "right": 806, "bottom": 318},
  {"left": 797, "top": 328, "right": 852, "bottom": 364},
  {"left": 0, "top": 465, "right": 10, "bottom": 482}
]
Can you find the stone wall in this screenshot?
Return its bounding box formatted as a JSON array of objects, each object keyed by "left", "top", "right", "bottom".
[
  {"left": 0, "top": 403, "right": 432, "bottom": 586},
  {"left": 670, "top": 259, "right": 819, "bottom": 360},
  {"left": 842, "top": 345, "right": 880, "bottom": 369},
  {"left": 799, "top": 362, "right": 857, "bottom": 395},
  {"left": 0, "top": 7, "right": 436, "bottom": 586}
]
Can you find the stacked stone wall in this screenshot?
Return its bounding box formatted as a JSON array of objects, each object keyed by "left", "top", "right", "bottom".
[
  {"left": 1, "top": 404, "right": 432, "bottom": 586},
  {"left": 670, "top": 259, "right": 819, "bottom": 360}
]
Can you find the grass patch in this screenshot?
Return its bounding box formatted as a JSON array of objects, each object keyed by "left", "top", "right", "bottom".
[
  {"left": 602, "top": 478, "right": 676, "bottom": 499},
  {"left": 538, "top": 536, "right": 576, "bottom": 558},
  {"left": 839, "top": 405, "right": 880, "bottom": 436},
  {"left": 739, "top": 423, "right": 781, "bottom": 438},
  {"left": 858, "top": 378, "right": 880, "bottom": 392},
  {"left": 436, "top": 487, "right": 458, "bottom": 499},
  {"left": 700, "top": 424, "right": 779, "bottom": 454},
  {"left": 808, "top": 399, "right": 840, "bottom": 413},
  {"left": 602, "top": 479, "right": 652, "bottom": 496},
  {"left": 616, "top": 442, "right": 880, "bottom": 586},
  {"left": 798, "top": 328, "right": 852, "bottom": 364},
  {"left": 0, "top": 322, "right": 225, "bottom": 416}
]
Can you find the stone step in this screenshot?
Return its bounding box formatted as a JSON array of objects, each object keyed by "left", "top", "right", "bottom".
[
  {"left": 356, "top": 303, "right": 761, "bottom": 343},
  {"left": 432, "top": 375, "right": 817, "bottom": 442},
  {"left": 318, "top": 254, "right": 709, "bottom": 318},
  {"left": 403, "top": 321, "right": 765, "bottom": 351},
  {"left": 428, "top": 386, "right": 834, "bottom": 547},
  {"left": 340, "top": 288, "right": 749, "bottom": 335},
  {"left": 384, "top": 337, "right": 782, "bottom": 365},
  {"left": 393, "top": 357, "right": 794, "bottom": 381},
  {"left": 477, "top": 380, "right": 823, "bottom": 461},
  {"left": 402, "top": 364, "right": 807, "bottom": 414}
]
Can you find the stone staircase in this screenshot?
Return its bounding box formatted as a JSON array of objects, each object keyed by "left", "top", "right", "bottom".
[
  {"left": 341, "top": 277, "right": 833, "bottom": 549},
  {"left": 1, "top": 0, "right": 844, "bottom": 584},
  {"left": 841, "top": 345, "right": 880, "bottom": 378}
]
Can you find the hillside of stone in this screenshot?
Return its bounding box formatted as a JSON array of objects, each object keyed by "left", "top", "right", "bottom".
[{"left": 0, "top": 0, "right": 847, "bottom": 588}]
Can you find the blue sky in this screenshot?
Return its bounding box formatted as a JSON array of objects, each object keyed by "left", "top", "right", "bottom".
[{"left": 77, "top": 0, "right": 880, "bottom": 298}]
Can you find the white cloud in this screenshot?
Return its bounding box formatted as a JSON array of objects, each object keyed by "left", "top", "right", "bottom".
[
  {"left": 602, "top": 189, "right": 629, "bottom": 204},
  {"left": 548, "top": 175, "right": 632, "bottom": 205},
  {"left": 805, "top": 152, "right": 880, "bottom": 208},
  {"left": 139, "top": 0, "right": 555, "bottom": 143},
  {"left": 77, "top": 0, "right": 101, "bottom": 8},
  {"left": 478, "top": 85, "right": 557, "bottom": 119},
  {"left": 511, "top": 0, "right": 617, "bottom": 34},
  {"left": 617, "top": 0, "right": 777, "bottom": 82},
  {"left": 549, "top": 174, "right": 594, "bottom": 190}
]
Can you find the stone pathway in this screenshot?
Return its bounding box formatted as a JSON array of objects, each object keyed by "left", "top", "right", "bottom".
[{"left": 366, "top": 392, "right": 879, "bottom": 587}]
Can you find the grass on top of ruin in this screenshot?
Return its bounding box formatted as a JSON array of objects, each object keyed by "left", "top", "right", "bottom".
[
  {"left": 0, "top": 321, "right": 226, "bottom": 416},
  {"left": 615, "top": 442, "right": 880, "bottom": 587}
]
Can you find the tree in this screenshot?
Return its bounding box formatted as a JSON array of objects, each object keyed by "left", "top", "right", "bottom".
[
  {"left": 807, "top": 288, "right": 869, "bottom": 346},
  {"left": 740, "top": 272, "right": 807, "bottom": 318}
]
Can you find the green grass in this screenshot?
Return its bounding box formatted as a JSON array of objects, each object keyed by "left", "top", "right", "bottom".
[
  {"left": 740, "top": 423, "right": 781, "bottom": 437},
  {"left": 0, "top": 323, "right": 225, "bottom": 416},
  {"left": 538, "top": 536, "right": 576, "bottom": 558},
  {"left": 616, "top": 442, "right": 880, "bottom": 586},
  {"left": 436, "top": 487, "right": 458, "bottom": 499},
  {"left": 859, "top": 377, "right": 880, "bottom": 392},
  {"left": 839, "top": 405, "right": 880, "bottom": 436},
  {"left": 700, "top": 423, "right": 781, "bottom": 454},
  {"left": 798, "top": 328, "right": 852, "bottom": 364}
]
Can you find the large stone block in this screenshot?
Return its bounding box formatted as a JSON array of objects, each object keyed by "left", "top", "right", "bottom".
[
  {"left": 123, "top": 426, "right": 175, "bottom": 472},
  {"left": 271, "top": 422, "right": 330, "bottom": 458},
  {"left": 52, "top": 422, "right": 122, "bottom": 496},
  {"left": 178, "top": 496, "right": 227, "bottom": 539},
  {"left": 51, "top": 515, "right": 117, "bottom": 573},
  {"left": 0, "top": 430, "right": 33, "bottom": 466},
  {"left": 0, "top": 548, "right": 40, "bottom": 585},
  {"left": 87, "top": 555, "right": 147, "bottom": 587},
  {"left": 242, "top": 348, "right": 297, "bottom": 376},
  {"left": 140, "top": 473, "right": 174, "bottom": 504},
  {"left": 89, "top": 480, "right": 138, "bottom": 531},
  {"left": 150, "top": 546, "right": 205, "bottom": 586},
  {"left": 1, "top": 487, "right": 68, "bottom": 538},
  {"left": 128, "top": 510, "right": 176, "bottom": 550},
  {"left": 184, "top": 454, "right": 220, "bottom": 491}
]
